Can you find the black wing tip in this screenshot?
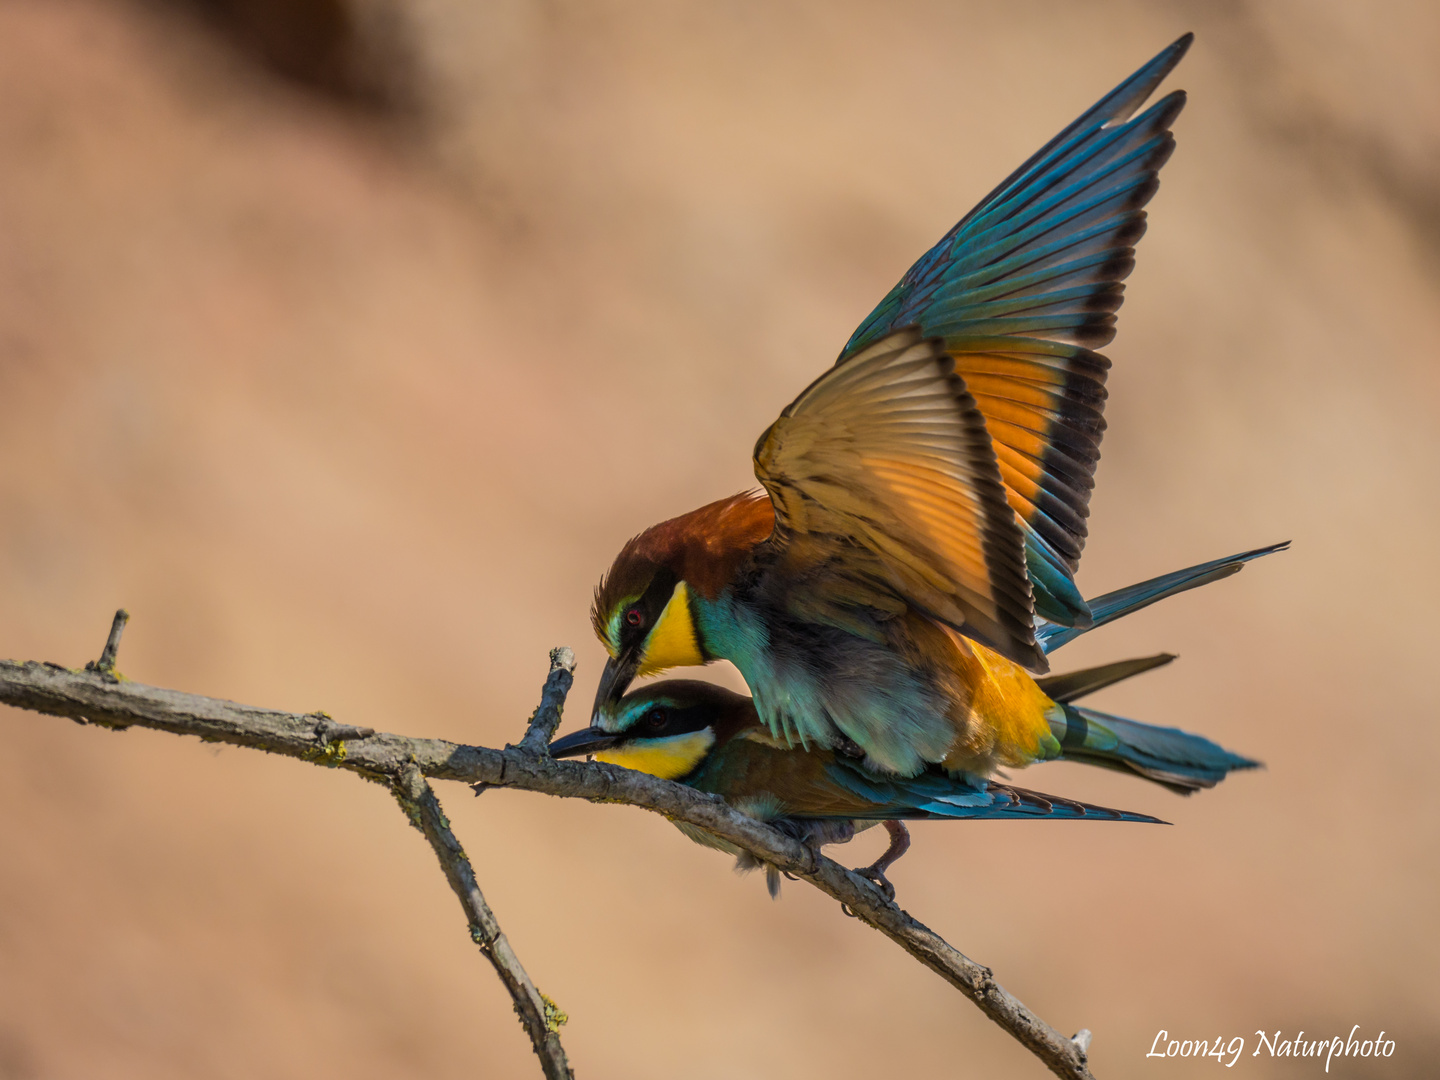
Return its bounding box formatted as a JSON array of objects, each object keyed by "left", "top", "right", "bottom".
[
  {"left": 1023, "top": 638, "right": 1050, "bottom": 674},
  {"left": 1156, "top": 87, "right": 1188, "bottom": 118},
  {"left": 1114, "top": 33, "right": 1194, "bottom": 119},
  {"left": 1153, "top": 33, "right": 1195, "bottom": 78},
  {"left": 1122, "top": 809, "right": 1171, "bottom": 825},
  {"left": 1225, "top": 539, "right": 1292, "bottom": 567}
]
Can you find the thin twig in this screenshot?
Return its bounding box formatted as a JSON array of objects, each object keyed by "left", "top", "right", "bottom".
[
  {"left": 85, "top": 608, "right": 129, "bottom": 677},
  {"left": 0, "top": 647, "right": 1095, "bottom": 1079},
  {"left": 516, "top": 647, "right": 575, "bottom": 755},
  {"left": 394, "top": 764, "right": 572, "bottom": 1080}
]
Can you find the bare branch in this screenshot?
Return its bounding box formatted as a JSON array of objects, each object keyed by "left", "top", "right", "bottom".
[
  {"left": 394, "top": 764, "right": 572, "bottom": 1079},
  {"left": 0, "top": 649, "right": 1095, "bottom": 1079},
  {"left": 10, "top": 634, "right": 572, "bottom": 1080}
]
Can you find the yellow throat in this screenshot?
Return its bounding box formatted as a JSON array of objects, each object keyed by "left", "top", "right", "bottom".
[
  {"left": 595, "top": 729, "right": 716, "bottom": 780},
  {"left": 637, "top": 581, "right": 704, "bottom": 675}
]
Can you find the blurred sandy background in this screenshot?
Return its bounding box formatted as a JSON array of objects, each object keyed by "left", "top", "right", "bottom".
[{"left": 0, "top": 0, "right": 1436, "bottom": 1076}]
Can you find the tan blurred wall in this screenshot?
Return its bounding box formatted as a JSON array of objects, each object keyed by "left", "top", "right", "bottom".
[{"left": 1, "top": 0, "right": 1437, "bottom": 1076}]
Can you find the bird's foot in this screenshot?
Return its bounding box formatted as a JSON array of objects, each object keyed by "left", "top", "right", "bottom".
[
  {"left": 853, "top": 820, "right": 910, "bottom": 903},
  {"left": 855, "top": 862, "right": 896, "bottom": 902},
  {"left": 775, "top": 818, "right": 853, "bottom": 867}
]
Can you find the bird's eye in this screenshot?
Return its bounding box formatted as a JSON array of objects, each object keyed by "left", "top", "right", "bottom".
[
  {"left": 645, "top": 708, "right": 668, "bottom": 732},
  {"left": 624, "top": 607, "right": 644, "bottom": 628}
]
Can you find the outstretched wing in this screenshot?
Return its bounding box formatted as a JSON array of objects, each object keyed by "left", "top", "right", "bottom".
[
  {"left": 842, "top": 34, "right": 1193, "bottom": 626},
  {"left": 753, "top": 328, "right": 1044, "bottom": 671}
]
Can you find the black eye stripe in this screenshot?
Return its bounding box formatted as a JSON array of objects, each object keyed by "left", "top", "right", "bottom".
[
  {"left": 617, "top": 567, "right": 681, "bottom": 648},
  {"left": 625, "top": 702, "right": 713, "bottom": 739},
  {"left": 638, "top": 568, "right": 680, "bottom": 614}
]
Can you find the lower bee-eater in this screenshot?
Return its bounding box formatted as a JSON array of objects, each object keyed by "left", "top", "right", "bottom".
[{"left": 553, "top": 659, "right": 1256, "bottom": 897}]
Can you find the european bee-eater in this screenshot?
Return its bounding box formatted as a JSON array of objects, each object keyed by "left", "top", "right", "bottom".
[
  {"left": 553, "top": 660, "right": 1255, "bottom": 896},
  {"left": 588, "top": 33, "right": 1282, "bottom": 781}
]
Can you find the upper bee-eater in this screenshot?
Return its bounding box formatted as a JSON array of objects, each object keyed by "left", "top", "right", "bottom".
[
  {"left": 588, "top": 33, "right": 1283, "bottom": 781},
  {"left": 552, "top": 653, "right": 1256, "bottom": 896}
]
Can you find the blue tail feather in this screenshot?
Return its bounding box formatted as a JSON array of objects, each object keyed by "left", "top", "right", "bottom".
[{"left": 1052, "top": 703, "right": 1260, "bottom": 793}]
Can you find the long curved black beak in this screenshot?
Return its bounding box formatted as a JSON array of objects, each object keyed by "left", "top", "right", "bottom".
[
  {"left": 592, "top": 648, "right": 640, "bottom": 721},
  {"left": 548, "top": 727, "right": 623, "bottom": 759}
]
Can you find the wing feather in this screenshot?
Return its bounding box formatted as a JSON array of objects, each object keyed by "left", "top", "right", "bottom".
[
  {"left": 754, "top": 329, "right": 1043, "bottom": 671},
  {"left": 841, "top": 35, "right": 1192, "bottom": 625}
]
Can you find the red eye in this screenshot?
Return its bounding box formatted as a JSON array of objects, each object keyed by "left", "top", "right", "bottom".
[
  {"left": 646, "top": 708, "right": 668, "bottom": 732},
  {"left": 624, "top": 608, "right": 644, "bottom": 628}
]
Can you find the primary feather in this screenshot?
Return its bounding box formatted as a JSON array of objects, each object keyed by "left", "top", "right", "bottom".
[{"left": 843, "top": 33, "right": 1194, "bottom": 626}]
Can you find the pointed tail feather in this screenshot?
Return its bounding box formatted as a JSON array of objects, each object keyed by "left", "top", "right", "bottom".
[
  {"left": 1050, "top": 703, "right": 1259, "bottom": 793},
  {"left": 1037, "top": 541, "right": 1290, "bottom": 654},
  {"left": 1037, "top": 653, "right": 1176, "bottom": 703}
]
